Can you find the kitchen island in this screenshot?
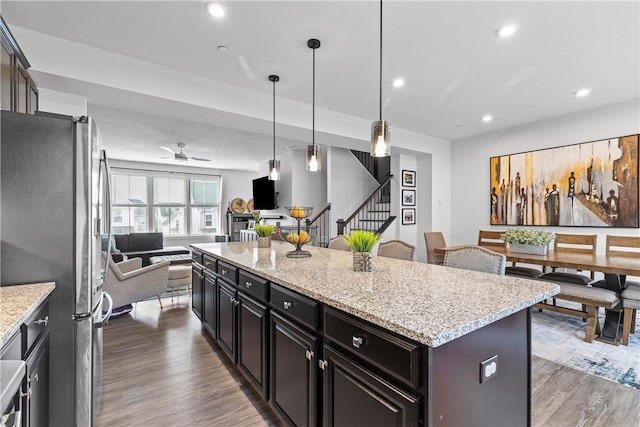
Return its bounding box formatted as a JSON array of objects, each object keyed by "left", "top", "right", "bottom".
[{"left": 191, "top": 241, "right": 559, "bottom": 427}]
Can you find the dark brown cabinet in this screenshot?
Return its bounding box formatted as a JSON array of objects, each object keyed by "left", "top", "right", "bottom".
[
  {"left": 217, "top": 280, "right": 237, "bottom": 362},
  {"left": 203, "top": 272, "right": 217, "bottom": 338},
  {"left": 191, "top": 264, "right": 204, "bottom": 321},
  {"left": 270, "top": 312, "right": 318, "bottom": 427},
  {"left": 321, "top": 345, "right": 419, "bottom": 427},
  {"left": 0, "top": 16, "right": 38, "bottom": 114},
  {"left": 237, "top": 293, "right": 268, "bottom": 399},
  {"left": 24, "top": 334, "right": 49, "bottom": 427}
]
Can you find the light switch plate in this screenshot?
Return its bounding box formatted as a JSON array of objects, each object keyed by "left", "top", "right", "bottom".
[{"left": 480, "top": 355, "right": 498, "bottom": 384}]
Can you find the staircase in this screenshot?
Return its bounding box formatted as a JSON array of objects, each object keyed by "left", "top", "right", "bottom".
[{"left": 337, "top": 175, "right": 395, "bottom": 236}]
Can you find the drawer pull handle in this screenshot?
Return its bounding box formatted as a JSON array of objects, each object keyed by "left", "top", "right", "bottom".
[
  {"left": 20, "top": 388, "right": 32, "bottom": 399},
  {"left": 352, "top": 336, "right": 364, "bottom": 349},
  {"left": 229, "top": 297, "right": 239, "bottom": 306},
  {"left": 319, "top": 360, "right": 328, "bottom": 370},
  {"left": 305, "top": 350, "right": 314, "bottom": 361},
  {"left": 35, "top": 316, "right": 49, "bottom": 326},
  {"left": 283, "top": 301, "right": 292, "bottom": 310},
  {"left": 28, "top": 374, "right": 39, "bottom": 383},
  {"left": 221, "top": 269, "right": 227, "bottom": 275},
  {"left": 245, "top": 281, "right": 252, "bottom": 288}
]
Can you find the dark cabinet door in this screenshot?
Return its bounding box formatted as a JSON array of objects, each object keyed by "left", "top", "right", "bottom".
[
  {"left": 25, "top": 334, "right": 49, "bottom": 427},
  {"left": 217, "top": 280, "right": 237, "bottom": 363},
  {"left": 203, "top": 274, "right": 217, "bottom": 338},
  {"left": 270, "top": 312, "right": 317, "bottom": 427},
  {"left": 322, "top": 345, "right": 419, "bottom": 427},
  {"left": 237, "top": 293, "right": 268, "bottom": 399},
  {"left": 191, "top": 266, "right": 203, "bottom": 320}
]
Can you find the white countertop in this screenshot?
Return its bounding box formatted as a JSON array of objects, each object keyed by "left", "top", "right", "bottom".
[
  {"left": 191, "top": 242, "right": 559, "bottom": 347},
  {"left": 0, "top": 283, "right": 55, "bottom": 349}
]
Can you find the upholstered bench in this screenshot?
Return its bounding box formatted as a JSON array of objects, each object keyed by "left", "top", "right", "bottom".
[
  {"left": 167, "top": 265, "right": 192, "bottom": 302},
  {"left": 533, "top": 282, "right": 620, "bottom": 343}
]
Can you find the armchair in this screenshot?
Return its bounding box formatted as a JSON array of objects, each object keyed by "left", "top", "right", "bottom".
[{"left": 103, "top": 255, "right": 171, "bottom": 309}]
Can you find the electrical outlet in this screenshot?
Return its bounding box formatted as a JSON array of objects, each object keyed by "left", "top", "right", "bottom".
[{"left": 480, "top": 355, "right": 498, "bottom": 384}]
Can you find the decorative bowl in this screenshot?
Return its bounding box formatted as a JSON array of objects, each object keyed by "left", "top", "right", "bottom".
[{"left": 279, "top": 225, "right": 318, "bottom": 258}]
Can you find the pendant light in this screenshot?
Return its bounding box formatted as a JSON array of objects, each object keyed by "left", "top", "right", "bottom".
[
  {"left": 268, "top": 75, "right": 280, "bottom": 180},
  {"left": 371, "top": 0, "right": 390, "bottom": 157},
  {"left": 307, "top": 38, "right": 321, "bottom": 171}
]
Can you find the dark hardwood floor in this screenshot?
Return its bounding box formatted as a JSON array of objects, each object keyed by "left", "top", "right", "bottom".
[{"left": 95, "top": 297, "right": 639, "bottom": 427}]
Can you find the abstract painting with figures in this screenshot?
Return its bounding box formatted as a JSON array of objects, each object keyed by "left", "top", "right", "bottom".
[{"left": 490, "top": 134, "right": 638, "bottom": 227}]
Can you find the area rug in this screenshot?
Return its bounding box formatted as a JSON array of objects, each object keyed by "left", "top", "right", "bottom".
[{"left": 531, "top": 308, "right": 640, "bottom": 390}]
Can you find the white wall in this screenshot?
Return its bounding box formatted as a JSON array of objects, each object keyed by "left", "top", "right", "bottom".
[
  {"left": 37, "top": 88, "right": 87, "bottom": 117},
  {"left": 451, "top": 99, "right": 640, "bottom": 255}
]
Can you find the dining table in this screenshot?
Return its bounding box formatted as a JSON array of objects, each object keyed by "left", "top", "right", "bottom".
[{"left": 435, "top": 244, "right": 640, "bottom": 343}]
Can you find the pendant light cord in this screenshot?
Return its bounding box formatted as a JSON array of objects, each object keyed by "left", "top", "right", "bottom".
[
  {"left": 379, "top": 0, "right": 383, "bottom": 122},
  {"left": 272, "top": 78, "right": 276, "bottom": 161},
  {"left": 312, "top": 46, "right": 316, "bottom": 147}
]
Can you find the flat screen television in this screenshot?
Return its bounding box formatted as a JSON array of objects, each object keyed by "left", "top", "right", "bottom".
[{"left": 252, "top": 176, "right": 277, "bottom": 210}]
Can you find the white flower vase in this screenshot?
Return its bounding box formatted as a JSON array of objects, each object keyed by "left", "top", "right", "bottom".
[{"left": 509, "top": 243, "right": 548, "bottom": 255}]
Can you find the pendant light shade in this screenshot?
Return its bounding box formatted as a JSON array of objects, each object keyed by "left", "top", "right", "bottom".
[
  {"left": 307, "top": 38, "right": 322, "bottom": 171},
  {"left": 268, "top": 74, "right": 280, "bottom": 180},
  {"left": 370, "top": 0, "right": 391, "bottom": 157}
]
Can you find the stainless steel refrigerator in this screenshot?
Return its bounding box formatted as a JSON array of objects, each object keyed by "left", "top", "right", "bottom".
[{"left": 1, "top": 110, "right": 114, "bottom": 426}]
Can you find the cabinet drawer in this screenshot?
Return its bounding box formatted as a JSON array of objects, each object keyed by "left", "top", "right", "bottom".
[
  {"left": 24, "top": 301, "right": 49, "bottom": 356},
  {"left": 203, "top": 254, "right": 217, "bottom": 272},
  {"left": 238, "top": 270, "right": 268, "bottom": 302},
  {"left": 217, "top": 261, "right": 238, "bottom": 285},
  {"left": 270, "top": 283, "right": 319, "bottom": 330},
  {"left": 192, "top": 251, "right": 203, "bottom": 265},
  {"left": 324, "top": 307, "right": 420, "bottom": 388}
]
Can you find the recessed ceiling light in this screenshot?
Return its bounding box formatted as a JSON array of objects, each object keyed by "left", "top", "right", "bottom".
[
  {"left": 482, "top": 115, "right": 493, "bottom": 122},
  {"left": 207, "top": 3, "right": 225, "bottom": 18},
  {"left": 392, "top": 78, "right": 405, "bottom": 88},
  {"left": 497, "top": 25, "right": 517, "bottom": 37},
  {"left": 218, "top": 45, "right": 229, "bottom": 53},
  {"left": 573, "top": 88, "right": 591, "bottom": 97}
]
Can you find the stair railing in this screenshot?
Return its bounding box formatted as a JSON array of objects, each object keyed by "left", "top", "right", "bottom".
[
  {"left": 306, "top": 203, "right": 331, "bottom": 247},
  {"left": 336, "top": 175, "right": 395, "bottom": 236}
]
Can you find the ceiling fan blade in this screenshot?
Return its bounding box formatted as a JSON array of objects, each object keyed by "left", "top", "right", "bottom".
[
  {"left": 160, "top": 146, "right": 175, "bottom": 154},
  {"left": 190, "top": 157, "right": 212, "bottom": 162}
]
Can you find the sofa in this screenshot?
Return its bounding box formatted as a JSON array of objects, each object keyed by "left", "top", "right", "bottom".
[{"left": 105, "top": 232, "right": 189, "bottom": 266}]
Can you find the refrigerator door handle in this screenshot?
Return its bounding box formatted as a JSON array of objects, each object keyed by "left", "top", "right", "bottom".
[
  {"left": 95, "top": 292, "right": 113, "bottom": 328},
  {"left": 100, "top": 150, "right": 113, "bottom": 283}
]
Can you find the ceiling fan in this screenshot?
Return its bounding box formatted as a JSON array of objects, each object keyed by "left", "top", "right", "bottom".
[{"left": 161, "top": 143, "right": 211, "bottom": 162}]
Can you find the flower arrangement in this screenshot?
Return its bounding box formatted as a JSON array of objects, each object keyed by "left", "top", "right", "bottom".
[
  {"left": 501, "top": 228, "right": 555, "bottom": 246},
  {"left": 342, "top": 230, "right": 380, "bottom": 253}
]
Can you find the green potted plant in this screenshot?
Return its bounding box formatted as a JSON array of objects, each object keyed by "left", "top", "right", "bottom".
[
  {"left": 342, "top": 230, "right": 380, "bottom": 271},
  {"left": 252, "top": 213, "right": 274, "bottom": 248},
  {"left": 501, "top": 228, "right": 555, "bottom": 255}
]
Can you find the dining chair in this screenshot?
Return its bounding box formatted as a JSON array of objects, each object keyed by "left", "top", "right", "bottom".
[
  {"left": 377, "top": 240, "right": 415, "bottom": 261},
  {"left": 443, "top": 245, "right": 506, "bottom": 276},
  {"left": 478, "top": 230, "right": 542, "bottom": 278},
  {"left": 328, "top": 236, "right": 351, "bottom": 251},
  {"left": 538, "top": 233, "right": 597, "bottom": 285},
  {"left": 600, "top": 235, "right": 640, "bottom": 346},
  {"left": 424, "top": 232, "right": 446, "bottom": 265}
]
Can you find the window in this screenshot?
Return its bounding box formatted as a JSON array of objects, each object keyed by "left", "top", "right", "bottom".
[
  {"left": 111, "top": 174, "right": 149, "bottom": 234},
  {"left": 111, "top": 169, "right": 221, "bottom": 236}
]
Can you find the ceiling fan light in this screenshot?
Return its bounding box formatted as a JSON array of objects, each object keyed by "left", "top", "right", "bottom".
[
  {"left": 370, "top": 120, "right": 391, "bottom": 157},
  {"left": 268, "top": 159, "right": 280, "bottom": 181},
  {"left": 307, "top": 145, "right": 321, "bottom": 172}
]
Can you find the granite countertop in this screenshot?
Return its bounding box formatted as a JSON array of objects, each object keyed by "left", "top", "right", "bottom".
[
  {"left": 0, "top": 283, "right": 55, "bottom": 349},
  {"left": 192, "top": 242, "right": 560, "bottom": 347}
]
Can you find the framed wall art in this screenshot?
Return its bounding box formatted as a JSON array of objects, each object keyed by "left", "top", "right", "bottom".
[
  {"left": 402, "top": 189, "right": 415, "bottom": 206},
  {"left": 402, "top": 208, "right": 416, "bottom": 225},
  {"left": 402, "top": 170, "right": 416, "bottom": 187},
  {"left": 489, "top": 134, "right": 638, "bottom": 227}
]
